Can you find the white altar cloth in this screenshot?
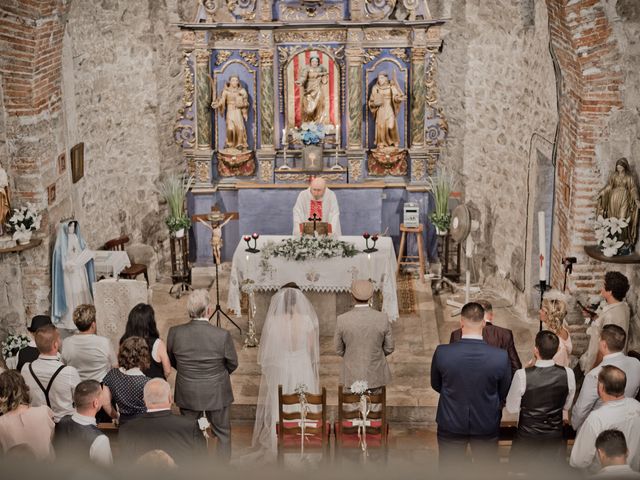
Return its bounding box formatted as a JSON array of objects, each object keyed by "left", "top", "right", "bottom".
[
  {"left": 93, "top": 250, "right": 131, "bottom": 278},
  {"left": 227, "top": 236, "right": 399, "bottom": 322}
]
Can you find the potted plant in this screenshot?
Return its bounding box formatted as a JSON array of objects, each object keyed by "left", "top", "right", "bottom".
[
  {"left": 8, "top": 204, "right": 41, "bottom": 244},
  {"left": 292, "top": 122, "right": 326, "bottom": 171},
  {"left": 428, "top": 169, "right": 454, "bottom": 235},
  {"left": 160, "top": 174, "right": 193, "bottom": 238}
]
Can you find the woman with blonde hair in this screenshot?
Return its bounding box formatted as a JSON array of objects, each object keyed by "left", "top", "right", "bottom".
[
  {"left": 539, "top": 291, "right": 573, "bottom": 367},
  {"left": 0, "top": 370, "right": 54, "bottom": 460}
]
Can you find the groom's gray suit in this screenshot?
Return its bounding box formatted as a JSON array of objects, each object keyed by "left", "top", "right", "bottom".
[
  {"left": 167, "top": 318, "right": 238, "bottom": 459},
  {"left": 334, "top": 304, "right": 394, "bottom": 389}
]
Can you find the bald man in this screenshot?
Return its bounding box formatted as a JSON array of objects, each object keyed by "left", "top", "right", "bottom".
[{"left": 292, "top": 177, "right": 342, "bottom": 236}]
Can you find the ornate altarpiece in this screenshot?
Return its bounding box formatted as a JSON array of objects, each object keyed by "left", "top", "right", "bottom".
[{"left": 174, "top": 0, "right": 448, "bottom": 188}]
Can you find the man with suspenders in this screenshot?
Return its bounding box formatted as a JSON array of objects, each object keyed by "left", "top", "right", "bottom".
[{"left": 21, "top": 324, "right": 81, "bottom": 422}]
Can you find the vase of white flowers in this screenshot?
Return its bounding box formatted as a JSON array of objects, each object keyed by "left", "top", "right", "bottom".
[
  {"left": 8, "top": 204, "right": 41, "bottom": 245},
  {"left": 594, "top": 215, "right": 630, "bottom": 257}
]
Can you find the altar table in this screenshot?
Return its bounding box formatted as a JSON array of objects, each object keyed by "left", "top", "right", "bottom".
[{"left": 227, "top": 236, "right": 398, "bottom": 322}]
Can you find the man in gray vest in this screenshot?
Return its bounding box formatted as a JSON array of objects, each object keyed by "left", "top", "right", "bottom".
[
  {"left": 335, "top": 279, "right": 394, "bottom": 392},
  {"left": 167, "top": 289, "right": 238, "bottom": 460},
  {"left": 505, "top": 330, "right": 576, "bottom": 468},
  {"left": 54, "top": 379, "right": 113, "bottom": 465}
]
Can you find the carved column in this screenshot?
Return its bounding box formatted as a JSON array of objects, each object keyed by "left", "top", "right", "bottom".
[
  {"left": 193, "top": 43, "right": 213, "bottom": 188},
  {"left": 346, "top": 28, "right": 365, "bottom": 183},
  {"left": 409, "top": 28, "right": 428, "bottom": 185},
  {"left": 257, "top": 31, "right": 276, "bottom": 183}
]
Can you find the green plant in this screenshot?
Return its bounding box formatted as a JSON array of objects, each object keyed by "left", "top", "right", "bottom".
[
  {"left": 159, "top": 174, "right": 193, "bottom": 233},
  {"left": 428, "top": 169, "right": 454, "bottom": 232}
]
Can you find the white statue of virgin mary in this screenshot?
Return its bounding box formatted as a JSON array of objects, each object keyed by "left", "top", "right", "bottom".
[{"left": 51, "top": 220, "right": 96, "bottom": 329}]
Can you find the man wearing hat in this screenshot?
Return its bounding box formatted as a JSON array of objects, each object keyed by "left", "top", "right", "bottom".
[
  {"left": 334, "top": 280, "right": 394, "bottom": 392},
  {"left": 16, "top": 315, "right": 53, "bottom": 371}
]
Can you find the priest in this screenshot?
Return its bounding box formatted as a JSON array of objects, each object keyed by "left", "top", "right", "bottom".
[{"left": 292, "top": 177, "right": 341, "bottom": 236}]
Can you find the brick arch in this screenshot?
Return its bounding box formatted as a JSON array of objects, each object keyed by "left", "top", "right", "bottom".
[{"left": 545, "top": 0, "right": 623, "bottom": 290}]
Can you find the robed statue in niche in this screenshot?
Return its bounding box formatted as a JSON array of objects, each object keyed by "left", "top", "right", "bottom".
[
  {"left": 296, "top": 52, "right": 328, "bottom": 124},
  {"left": 212, "top": 75, "right": 249, "bottom": 151},
  {"left": 596, "top": 157, "right": 640, "bottom": 254},
  {"left": 368, "top": 72, "right": 406, "bottom": 148}
]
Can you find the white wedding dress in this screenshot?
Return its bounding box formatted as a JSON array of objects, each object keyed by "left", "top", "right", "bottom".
[{"left": 250, "top": 287, "right": 320, "bottom": 459}]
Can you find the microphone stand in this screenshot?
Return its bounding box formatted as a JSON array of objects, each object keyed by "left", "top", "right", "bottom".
[{"left": 208, "top": 259, "right": 241, "bottom": 333}]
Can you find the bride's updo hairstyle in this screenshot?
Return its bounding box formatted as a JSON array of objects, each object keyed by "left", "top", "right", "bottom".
[{"left": 541, "top": 290, "right": 569, "bottom": 334}]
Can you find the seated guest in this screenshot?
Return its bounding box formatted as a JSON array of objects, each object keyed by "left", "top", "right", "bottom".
[
  {"left": 54, "top": 379, "right": 113, "bottom": 466},
  {"left": 450, "top": 299, "right": 521, "bottom": 375},
  {"left": 431, "top": 302, "right": 511, "bottom": 468},
  {"left": 572, "top": 325, "right": 640, "bottom": 431},
  {"left": 505, "top": 330, "right": 576, "bottom": 467},
  {"left": 20, "top": 324, "right": 81, "bottom": 422},
  {"left": 570, "top": 366, "right": 640, "bottom": 472},
  {"left": 102, "top": 336, "right": 151, "bottom": 426},
  {"left": 335, "top": 279, "right": 394, "bottom": 393},
  {"left": 61, "top": 304, "right": 117, "bottom": 381},
  {"left": 594, "top": 430, "right": 640, "bottom": 479},
  {"left": 120, "top": 303, "right": 171, "bottom": 379},
  {"left": 539, "top": 291, "right": 573, "bottom": 367},
  {"left": 0, "top": 370, "right": 54, "bottom": 461},
  {"left": 15, "top": 315, "right": 52, "bottom": 372},
  {"left": 119, "top": 378, "right": 205, "bottom": 465}
]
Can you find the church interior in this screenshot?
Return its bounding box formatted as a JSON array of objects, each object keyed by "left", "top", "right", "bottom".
[{"left": 1, "top": 0, "right": 640, "bottom": 476}]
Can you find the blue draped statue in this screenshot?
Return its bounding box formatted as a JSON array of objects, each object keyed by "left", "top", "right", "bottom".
[{"left": 51, "top": 220, "right": 96, "bottom": 329}]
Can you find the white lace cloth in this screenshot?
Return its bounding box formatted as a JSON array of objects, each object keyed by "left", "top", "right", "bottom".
[
  {"left": 93, "top": 279, "right": 150, "bottom": 350},
  {"left": 227, "top": 235, "right": 399, "bottom": 322},
  {"left": 93, "top": 250, "right": 131, "bottom": 278}
]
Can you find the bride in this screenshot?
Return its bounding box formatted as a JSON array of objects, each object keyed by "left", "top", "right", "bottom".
[{"left": 251, "top": 283, "right": 320, "bottom": 458}]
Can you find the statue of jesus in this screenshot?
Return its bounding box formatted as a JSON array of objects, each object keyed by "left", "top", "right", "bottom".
[{"left": 292, "top": 177, "right": 341, "bottom": 237}]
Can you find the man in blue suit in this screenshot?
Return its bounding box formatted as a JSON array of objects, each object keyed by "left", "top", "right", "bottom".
[{"left": 431, "top": 302, "right": 512, "bottom": 467}]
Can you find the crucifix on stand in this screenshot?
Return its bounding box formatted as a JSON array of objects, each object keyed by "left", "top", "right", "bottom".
[
  {"left": 308, "top": 213, "right": 321, "bottom": 234},
  {"left": 192, "top": 208, "right": 242, "bottom": 333}
]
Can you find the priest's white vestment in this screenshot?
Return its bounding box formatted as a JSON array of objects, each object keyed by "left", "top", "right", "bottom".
[{"left": 292, "top": 187, "right": 342, "bottom": 236}]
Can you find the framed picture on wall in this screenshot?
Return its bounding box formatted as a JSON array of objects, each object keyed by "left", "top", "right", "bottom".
[
  {"left": 70, "top": 143, "right": 84, "bottom": 183},
  {"left": 57, "top": 152, "right": 66, "bottom": 174},
  {"left": 47, "top": 183, "right": 56, "bottom": 205}
]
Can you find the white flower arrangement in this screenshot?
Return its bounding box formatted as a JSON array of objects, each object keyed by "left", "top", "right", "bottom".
[
  {"left": 8, "top": 204, "right": 41, "bottom": 236},
  {"left": 294, "top": 383, "right": 308, "bottom": 396},
  {"left": 2, "top": 333, "right": 29, "bottom": 359},
  {"left": 350, "top": 380, "right": 369, "bottom": 395},
  {"left": 261, "top": 236, "right": 359, "bottom": 263},
  {"left": 594, "top": 215, "right": 629, "bottom": 257}
]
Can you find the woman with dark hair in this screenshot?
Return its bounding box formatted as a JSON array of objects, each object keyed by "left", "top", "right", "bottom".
[
  {"left": 0, "top": 370, "right": 54, "bottom": 460},
  {"left": 102, "top": 336, "right": 151, "bottom": 426},
  {"left": 121, "top": 303, "right": 171, "bottom": 379}
]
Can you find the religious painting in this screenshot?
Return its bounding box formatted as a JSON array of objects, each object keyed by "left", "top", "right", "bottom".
[
  {"left": 57, "top": 152, "right": 66, "bottom": 174},
  {"left": 284, "top": 49, "right": 341, "bottom": 129},
  {"left": 47, "top": 182, "right": 56, "bottom": 205},
  {"left": 70, "top": 143, "right": 84, "bottom": 184}
]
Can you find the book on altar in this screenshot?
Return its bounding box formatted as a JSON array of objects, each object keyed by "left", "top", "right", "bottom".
[
  {"left": 300, "top": 222, "right": 332, "bottom": 236},
  {"left": 72, "top": 248, "right": 95, "bottom": 267}
]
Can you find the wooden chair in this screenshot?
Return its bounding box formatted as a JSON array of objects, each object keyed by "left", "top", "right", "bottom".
[
  {"left": 277, "top": 384, "right": 329, "bottom": 465},
  {"left": 103, "top": 235, "right": 149, "bottom": 285},
  {"left": 334, "top": 385, "right": 388, "bottom": 462}
]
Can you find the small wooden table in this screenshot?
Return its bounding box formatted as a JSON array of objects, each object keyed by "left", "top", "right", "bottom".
[{"left": 396, "top": 223, "right": 426, "bottom": 284}]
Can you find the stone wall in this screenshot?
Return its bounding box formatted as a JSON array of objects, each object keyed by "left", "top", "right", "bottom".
[{"left": 437, "top": 0, "right": 558, "bottom": 314}]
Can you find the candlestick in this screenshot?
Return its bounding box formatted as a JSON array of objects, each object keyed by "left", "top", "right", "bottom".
[
  {"left": 331, "top": 123, "right": 343, "bottom": 171},
  {"left": 279, "top": 127, "right": 291, "bottom": 170},
  {"left": 538, "top": 211, "right": 546, "bottom": 282}
]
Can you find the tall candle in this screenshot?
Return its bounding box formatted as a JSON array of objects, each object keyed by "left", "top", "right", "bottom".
[
  {"left": 336, "top": 123, "right": 340, "bottom": 147},
  {"left": 538, "top": 211, "right": 546, "bottom": 282},
  {"left": 282, "top": 128, "right": 287, "bottom": 164}
]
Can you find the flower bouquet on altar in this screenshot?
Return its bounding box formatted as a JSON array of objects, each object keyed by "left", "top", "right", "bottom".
[
  {"left": 8, "top": 204, "right": 41, "bottom": 244},
  {"left": 291, "top": 122, "right": 326, "bottom": 146},
  {"left": 350, "top": 380, "right": 371, "bottom": 454}
]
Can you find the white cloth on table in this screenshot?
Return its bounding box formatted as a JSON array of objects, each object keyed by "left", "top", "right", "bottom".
[
  {"left": 569, "top": 397, "right": 640, "bottom": 472},
  {"left": 292, "top": 187, "right": 341, "bottom": 237},
  {"left": 93, "top": 250, "right": 131, "bottom": 278},
  {"left": 571, "top": 352, "right": 640, "bottom": 431},
  {"left": 251, "top": 288, "right": 320, "bottom": 458},
  {"left": 227, "top": 235, "right": 399, "bottom": 322}
]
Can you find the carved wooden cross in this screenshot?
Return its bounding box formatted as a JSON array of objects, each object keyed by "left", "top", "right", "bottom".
[{"left": 308, "top": 213, "right": 321, "bottom": 232}]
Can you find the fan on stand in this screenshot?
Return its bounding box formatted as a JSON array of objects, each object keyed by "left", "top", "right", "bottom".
[{"left": 445, "top": 204, "right": 480, "bottom": 315}]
